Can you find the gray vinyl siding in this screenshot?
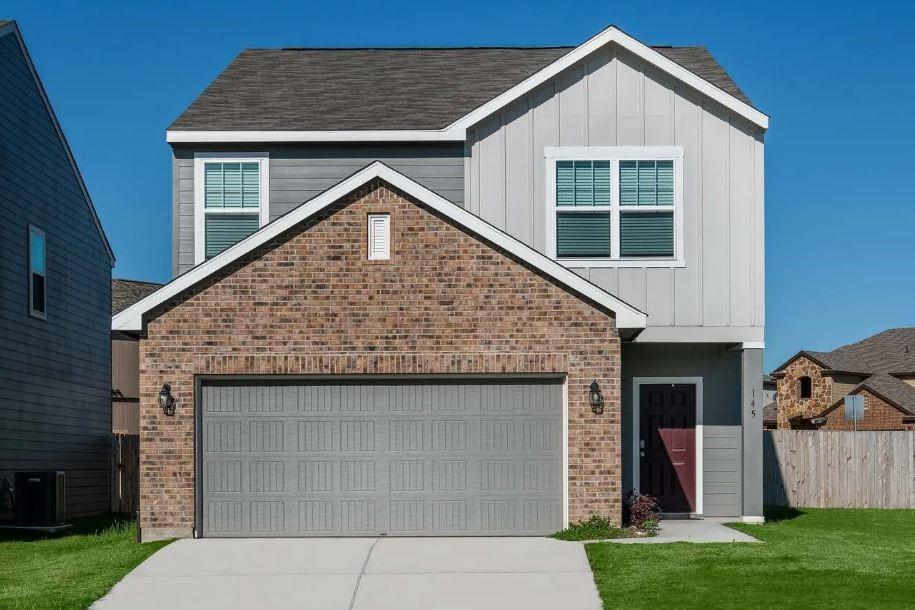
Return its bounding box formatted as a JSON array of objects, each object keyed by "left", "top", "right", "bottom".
[
  {"left": 621, "top": 343, "right": 743, "bottom": 517},
  {"left": 466, "top": 46, "right": 765, "bottom": 342},
  {"left": 0, "top": 30, "right": 112, "bottom": 517},
  {"left": 172, "top": 144, "right": 464, "bottom": 276}
]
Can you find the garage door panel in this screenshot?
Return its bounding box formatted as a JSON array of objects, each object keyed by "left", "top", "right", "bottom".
[{"left": 201, "top": 379, "right": 563, "bottom": 536}]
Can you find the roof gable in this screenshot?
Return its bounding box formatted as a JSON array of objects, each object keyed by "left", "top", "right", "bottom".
[
  {"left": 167, "top": 26, "right": 766, "bottom": 143},
  {"left": 0, "top": 21, "right": 114, "bottom": 263},
  {"left": 113, "top": 162, "right": 647, "bottom": 332},
  {"left": 821, "top": 373, "right": 915, "bottom": 417}
]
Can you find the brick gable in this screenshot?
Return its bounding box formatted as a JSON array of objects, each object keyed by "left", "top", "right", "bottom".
[{"left": 139, "top": 180, "right": 622, "bottom": 539}]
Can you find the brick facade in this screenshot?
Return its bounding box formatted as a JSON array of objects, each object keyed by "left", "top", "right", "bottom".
[
  {"left": 820, "top": 389, "right": 915, "bottom": 431},
  {"left": 139, "top": 180, "right": 622, "bottom": 540},
  {"left": 775, "top": 356, "right": 832, "bottom": 428}
]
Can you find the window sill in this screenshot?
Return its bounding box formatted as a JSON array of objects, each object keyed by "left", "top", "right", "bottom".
[{"left": 556, "top": 258, "right": 686, "bottom": 269}]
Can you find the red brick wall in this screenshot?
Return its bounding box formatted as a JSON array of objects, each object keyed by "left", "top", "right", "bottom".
[
  {"left": 139, "top": 180, "right": 622, "bottom": 539},
  {"left": 775, "top": 356, "right": 831, "bottom": 428},
  {"left": 820, "top": 389, "right": 915, "bottom": 431}
]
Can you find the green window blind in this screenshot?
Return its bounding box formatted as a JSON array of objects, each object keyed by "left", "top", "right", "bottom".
[
  {"left": 620, "top": 160, "right": 674, "bottom": 206},
  {"left": 556, "top": 161, "right": 611, "bottom": 206},
  {"left": 205, "top": 162, "right": 260, "bottom": 209},
  {"left": 556, "top": 212, "right": 611, "bottom": 258},
  {"left": 620, "top": 211, "right": 674, "bottom": 257},
  {"left": 205, "top": 214, "right": 260, "bottom": 258}
]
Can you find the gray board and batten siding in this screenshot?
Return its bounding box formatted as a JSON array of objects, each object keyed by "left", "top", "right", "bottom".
[
  {"left": 465, "top": 46, "right": 765, "bottom": 342},
  {"left": 622, "top": 343, "right": 744, "bottom": 517},
  {"left": 172, "top": 144, "right": 464, "bottom": 276},
  {"left": 197, "top": 378, "right": 564, "bottom": 537},
  {"left": 0, "top": 25, "right": 113, "bottom": 517}
]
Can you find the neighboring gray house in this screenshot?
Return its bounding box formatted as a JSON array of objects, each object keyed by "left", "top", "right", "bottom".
[
  {"left": 0, "top": 21, "right": 114, "bottom": 517},
  {"left": 117, "top": 25, "right": 766, "bottom": 539}
]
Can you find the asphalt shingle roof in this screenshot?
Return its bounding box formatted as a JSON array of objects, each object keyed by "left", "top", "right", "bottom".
[
  {"left": 170, "top": 45, "right": 750, "bottom": 132},
  {"left": 112, "top": 279, "right": 163, "bottom": 315},
  {"left": 802, "top": 329, "right": 915, "bottom": 375}
]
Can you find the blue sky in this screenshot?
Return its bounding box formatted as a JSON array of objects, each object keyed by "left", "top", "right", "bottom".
[{"left": 7, "top": 0, "right": 915, "bottom": 371}]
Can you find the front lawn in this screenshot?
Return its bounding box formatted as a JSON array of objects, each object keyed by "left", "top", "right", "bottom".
[
  {"left": 0, "top": 515, "right": 171, "bottom": 609},
  {"left": 587, "top": 508, "right": 915, "bottom": 609}
]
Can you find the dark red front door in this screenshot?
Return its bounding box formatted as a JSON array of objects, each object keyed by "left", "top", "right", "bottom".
[{"left": 639, "top": 384, "right": 696, "bottom": 513}]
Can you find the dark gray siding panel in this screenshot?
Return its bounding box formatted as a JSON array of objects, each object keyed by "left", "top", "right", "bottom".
[
  {"left": 621, "top": 343, "right": 742, "bottom": 517},
  {"left": 0, "top": 32, "right": 111, "bottom": 517},
  {"left": 172, "top": 144, "right": 464, "bottom": 276}
]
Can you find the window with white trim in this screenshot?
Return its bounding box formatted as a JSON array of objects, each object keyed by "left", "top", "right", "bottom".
[
  {"left": 29, "top": 225, "right": 46, "bottom": 319},
  {"left": 367, "top": 214, "right": 390, "bottom": 260},
  {"left": 194, "top": 154, "right": 269, "bottom": 264},
  {"left": 546, "top": 147, "right": 683, "bottom": 266}
]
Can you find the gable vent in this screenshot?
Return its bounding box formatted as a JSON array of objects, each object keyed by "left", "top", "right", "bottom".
[{"left": 368, "top": 214, "right": 390, "bottom": 260}]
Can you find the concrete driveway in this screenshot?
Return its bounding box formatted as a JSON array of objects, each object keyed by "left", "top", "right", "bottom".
[{"left": 93, "top": 537, "right": 602, "bottom": 610}]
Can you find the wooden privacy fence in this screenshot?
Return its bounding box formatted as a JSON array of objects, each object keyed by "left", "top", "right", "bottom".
[
  {"left": 111, "top": 433, "right": 139, "bottom": 515},
  {"left": 764, "top": 430, "right": 915, "bottom": 508}
]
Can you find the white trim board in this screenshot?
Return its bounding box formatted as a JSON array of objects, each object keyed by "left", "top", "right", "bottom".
[
  {"left": 631, "top": 376, "right": 704, "bottom": 515},
  {"left": 2, "top": 21, "right": 114, "bottom": 263},
  {"left": 193, "top": 152, "right": 270, "bottom": 265},
  {"left": 113, "top": 161, "right": 647, "bottom": 332},
  {"left": 165, "top": 26, "right": 768, "bottom": 144}
]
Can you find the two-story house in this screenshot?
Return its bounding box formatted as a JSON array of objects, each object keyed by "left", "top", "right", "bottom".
[
  {"left": 114, "top": 25, "right": 767, "bottom": 541},
  {"left": 0, "top": 20, "right": 114, "bottom": 518},
  {"left": 771, "top": 328, "right": 915, "bottom": 431}
]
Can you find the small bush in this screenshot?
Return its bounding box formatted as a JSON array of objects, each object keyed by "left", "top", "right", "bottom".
[
  {"left": 551, "top": 515, "right": 632, "bottom": 541},
  {"left": 624, "top": 491, "right": 661, "bottom": 531}
]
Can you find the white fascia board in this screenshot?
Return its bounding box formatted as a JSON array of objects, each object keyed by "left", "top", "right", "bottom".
[
  {"left": 450, "top": 26, "right": 768, "bottom": 132},
  {"left": 113, "top": 162, "right": 647, "bottom": 332},
  {"left": 166, "top": 128, "right": 466, "bottom": 143}
]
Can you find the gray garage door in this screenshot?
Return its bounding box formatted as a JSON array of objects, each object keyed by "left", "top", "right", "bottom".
[{"left": 199, "top": 379, "right": 564, "bottom": 537}]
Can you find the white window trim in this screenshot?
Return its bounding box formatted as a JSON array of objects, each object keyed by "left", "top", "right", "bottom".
[
  {"left": 28, "top": 224, "right": 46, "bottom": 320},
  {"left": 367, "top": 213, "right": 390, "bottom": 260},
  {"left": 632, "top": 376, "right": 703, "bottom": 516},
  {"left": 545, "top": 146, "right": 685, "bottom": 268},
  {"left": 193, "top": 152, "right": 270, "bottom": 265}
]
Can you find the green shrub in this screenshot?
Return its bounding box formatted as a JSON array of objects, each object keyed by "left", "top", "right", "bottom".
[{"left": 551, "top": 516, "right": 632, "bottom": 541}]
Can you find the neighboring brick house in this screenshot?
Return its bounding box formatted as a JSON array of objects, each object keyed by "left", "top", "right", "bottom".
[
  {"left": 115, "top": 25, "right": 768, "bottom": 541},
  {"left": 771, "top": 329, "right": 915, "bottom": 431}
]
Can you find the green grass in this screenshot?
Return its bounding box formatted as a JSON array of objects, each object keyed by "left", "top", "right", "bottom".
[
  {"left": 552, "top": 516, "right": 638, "bottom": 541},
  {"left": 586, "top": 508, "right": 915, "bottom": 609},
  {"left": 0, "top": 515, "right": 171, "bottom": 609}
]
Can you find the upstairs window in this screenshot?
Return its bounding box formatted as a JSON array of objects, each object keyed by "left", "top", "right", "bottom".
[
  {"left": 547, "top": 147, "right": 683, "bottom": 266},
  {"left": 194, "top": 155, "right": 269, "bottom": 264},
  {"left": 799, "top": 376, "right": 812, "bottom": 399},
  {"left": 29, "top": 226, "right": 46, "bottom": 318}
]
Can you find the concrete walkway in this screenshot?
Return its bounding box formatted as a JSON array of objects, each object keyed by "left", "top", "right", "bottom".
[
  {"left": 93, "top": 537, "right": 602, "bottom": 610},
  {"left": 607, "top": 518, "right": 759, "bottom": 544}
]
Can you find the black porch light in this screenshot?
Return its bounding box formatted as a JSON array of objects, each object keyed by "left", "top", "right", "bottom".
[
  {"left": 158, "top": 383, "right": 176, "bottom": 416},
  {"left": 589, "top": 380, "right": 604, "bottom": 414}
]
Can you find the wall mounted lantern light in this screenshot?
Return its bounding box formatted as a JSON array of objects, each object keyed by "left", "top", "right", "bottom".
[
  {"left": 589, "top": 380, "right": 604, "bottom": 415},
  {"left": 158, "top": 383, "right": 176, "bottom": 416}
]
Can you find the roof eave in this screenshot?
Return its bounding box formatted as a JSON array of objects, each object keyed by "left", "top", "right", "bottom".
[{"left": 166, "top": 128, "right": 467, "bottom": 144}]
